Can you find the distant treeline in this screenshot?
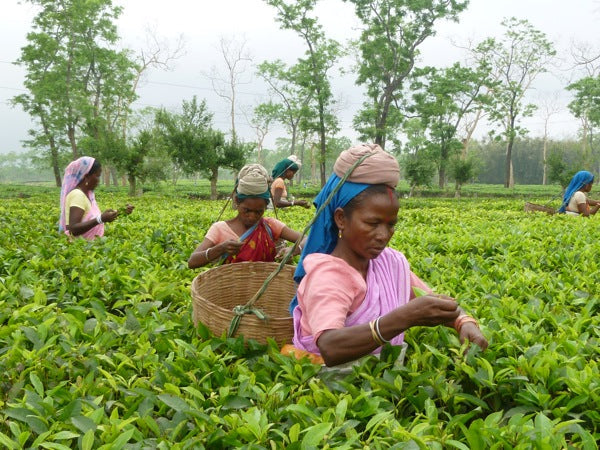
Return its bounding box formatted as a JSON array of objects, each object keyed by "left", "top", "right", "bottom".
[{"left": 0, "top": 135, "right": 587, "bottom": 187}]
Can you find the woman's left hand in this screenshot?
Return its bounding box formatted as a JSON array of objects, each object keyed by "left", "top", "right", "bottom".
[
  {"left": 275, "top": 246, "right": 297, "bottom": 261},
  {"left": 119, "top": 204, "right": 135, "bottom": 215},
  {"left": 458, "top": 323, "right": 488, "bottom": 350}
]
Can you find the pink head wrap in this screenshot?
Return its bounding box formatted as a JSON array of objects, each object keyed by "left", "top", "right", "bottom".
[
  {"left": 59, "top": 157, "right": 98, "bottom": 233},
  {"left": 333, "top": 143, "right": 400, "bottom": 188}
]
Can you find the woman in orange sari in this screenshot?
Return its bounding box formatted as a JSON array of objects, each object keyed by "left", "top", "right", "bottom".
[{"left": 188, "top": 164, "right": 306, "bottom": 268}]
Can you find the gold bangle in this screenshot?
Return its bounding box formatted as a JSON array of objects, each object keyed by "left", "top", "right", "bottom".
[{"left": 369, "top": 320, "right": 384, "bottom": 346}]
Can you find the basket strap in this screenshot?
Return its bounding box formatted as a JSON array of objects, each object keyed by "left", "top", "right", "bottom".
[{"left": 227, "top": 152, "right": 375, "bottom": 338}]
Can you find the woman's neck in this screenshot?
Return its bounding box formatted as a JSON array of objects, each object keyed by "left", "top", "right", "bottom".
[
  {"left": 76, "top": 183, "right": 91, "bottom": 196},
  {"left": 330, "top": 245, "right": 369, "bottom": 279},
  {"left": 226, "top": 216, "right": 254, "bottom": 235}
]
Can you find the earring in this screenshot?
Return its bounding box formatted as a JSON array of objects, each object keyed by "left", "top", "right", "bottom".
[{"left": 338, "top": 229, "right": 342, "bottom": 239}]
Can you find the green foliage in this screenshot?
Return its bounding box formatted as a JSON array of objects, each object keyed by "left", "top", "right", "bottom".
[
  {"left": 407, "top": 63, "right": 492, "bottom": 188},
  {"left": 1, "top": 185, "right": 600, "bottom": 447},
  {"left": 474, "top": 17, "right": 556, "bottom": 187},
  {"left": 345, "top": 0, "right": 468, "bottom": 148},
  {"left": 265, "top": 0, "right": 342, "bottom": 186},
  {"left": 13, "top": 0, "right": 138, "bottom": 185}
]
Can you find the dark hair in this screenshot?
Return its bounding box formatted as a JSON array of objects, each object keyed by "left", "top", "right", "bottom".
[
  {"left": 88, "top": 159, "right": 102, "bottom": 175},
  {"left": 342, "top": 184, "right": 398, "bottom": 217}
]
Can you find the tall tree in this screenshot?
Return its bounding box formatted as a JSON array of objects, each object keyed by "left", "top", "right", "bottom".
[
  {"left": 256, "top": 60, "right": 313, "bottom": 156},
  {"left": 407, "top": 63, "right": 491, "bottom": 188},
  {"left": 15, "top": 0, "right": 125, "bottom": 159},
  {"left": 265, "top": 0, "right": 341, "bottom": 186},
  {"left": 155, "top": 97, "right": 247, "bottom": 199},
  {"left": 204, "top": 36, "right": 251, "bottom": 143},
  {"left": 474, "top": 17, "right": 555, "bottom": 188},
  {"left": 345, "top": 0, "right": 468, "bottom": 149},
  {"left": 567, "top": 76, "right": 600, "bottom": 174}
]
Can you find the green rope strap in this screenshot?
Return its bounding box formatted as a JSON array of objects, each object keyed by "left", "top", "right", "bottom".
[{"left": 227, "top": 152, "right": 374, "bottom": 338}]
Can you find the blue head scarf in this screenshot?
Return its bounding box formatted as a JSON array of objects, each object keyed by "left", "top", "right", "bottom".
[
  {"left": 559, "top": 170, "right": 594, "bottom": 213},
  {"left": 288, "top": 174, "right": 370, "bottom": 312}
]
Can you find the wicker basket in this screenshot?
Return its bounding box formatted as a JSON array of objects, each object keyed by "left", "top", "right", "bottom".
[
  {"left": 191, "top": 262, "right": 296, "bottom": 344},
  {"left": 524, "top": 202, "right": 556, "bottom": 215}
]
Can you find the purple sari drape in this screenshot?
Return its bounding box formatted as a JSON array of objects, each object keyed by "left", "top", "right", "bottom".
[{"left": 293, "top": 248, "right": 411, "bottom": 355}]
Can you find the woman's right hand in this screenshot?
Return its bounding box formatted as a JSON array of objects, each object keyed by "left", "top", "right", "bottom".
[
  {"left": 296, "top": 199, "right": 311, "bottom": 209},
  {"left": 101, "top": 209, "right": 119, "bottom": 223},
  {"left": 219, "top": 240, "right": 244, "bottom": 256},
  {"left": 400, "top": 294, "right": 460, "bottom": 327}
]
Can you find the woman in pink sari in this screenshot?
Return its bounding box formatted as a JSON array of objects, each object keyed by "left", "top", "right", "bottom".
[
  {"left": 59, "top": 157, "right": 133, "bottom": 240},
  {"left": 287, "top": 144, "right": 488, "bottom": 367}
]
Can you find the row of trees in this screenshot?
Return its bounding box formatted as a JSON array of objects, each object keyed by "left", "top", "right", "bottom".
[{"left": 11, "top": 0, "right": 600, "bottom": 194}]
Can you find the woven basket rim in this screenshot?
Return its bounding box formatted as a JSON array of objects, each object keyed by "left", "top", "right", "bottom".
[{"left": 191, "top": 261, "right": 296, "bottom": 343}]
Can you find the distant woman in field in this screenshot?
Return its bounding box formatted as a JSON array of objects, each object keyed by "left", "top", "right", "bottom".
[
  {"left": 188, "top": 164, "right": 306, "bottom": 268},
  {"left": 284, "top": 144, "right": 487, "bottom": 367},
  {"left": 559, "top": 170, "right": 600, "bottom": 217},
  {"left": 59, "top": 157, "right": 133, "bottom": 240},
  {"left": 270, "top": 155, "right": 310, "bottom": 209}
]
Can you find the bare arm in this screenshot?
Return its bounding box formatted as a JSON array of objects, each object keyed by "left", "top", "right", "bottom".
[
  {"left": 188, "top": 239, "right": 243, "bottom": 268},
  {"left": 317, "top": 295, "right": 460, "bottom": 366},
  {"left": 68, "top": 207, "right": 117, "bottom": 236}
]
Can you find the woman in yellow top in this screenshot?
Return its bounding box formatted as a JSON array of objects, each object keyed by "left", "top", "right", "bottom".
[
  {"left": 58, "top": 157, "right": 133, "bottom": 240},
  {"left": 270, "top": 155, "right": 310, "bottom": 209}
]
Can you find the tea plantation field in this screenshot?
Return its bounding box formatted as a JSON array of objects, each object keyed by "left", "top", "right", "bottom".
[{"left": 0, "top": 186, "right": 598, "bottom": 448}]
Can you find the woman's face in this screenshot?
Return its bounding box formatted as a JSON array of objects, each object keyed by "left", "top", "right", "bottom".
[
  {"left": 337, "top": 192, "right": 399, "bottom": 260},
  {"left": 236, "top": 197, "right": 267, "bottom": 228},
  {"left": 584, "top": 182, "right": 593, "bottom": 192},
  {"left": 83, "top": 169, "right": 102, "bottom": 190},
  {"left": 284, "top": 169, "right": 297, "bottom": 180}
]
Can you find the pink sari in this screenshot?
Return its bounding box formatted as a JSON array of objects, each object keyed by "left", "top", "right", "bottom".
[
  {"left": 293, "top": 248, "right": 411, "bottom": 354},
  {"left": 59, "top": 157, "right": 105, "bottom": 240}
]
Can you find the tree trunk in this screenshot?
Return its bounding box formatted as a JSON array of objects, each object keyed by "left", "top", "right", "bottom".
[
  {"left": 298, "top": 137, "right": 306, "bottom": 185},
  {"left": 50, "top": 142, "right": 61, "bottom": 187},
  {"left": 121, "top": 175, "right": 127, "bottom": 187},
  {"left": 438, "top": 166, "right": 446, "bottom": 189},
  {"left": 103, "top": 169, "right": 110, "bottom": 186},
  {"left": 505, "top": 136, "right": 515, "bottom": 188},
  {"left": 111, "top": 167, "right": 119, "bottom": 186},
  {"left": 542, "top": 137, "right": 548, "bottom": 185},
  {"left": 40, "top": 117, "right": 61, "bottom": 187},
  {"left": 128, "top": 174, "right": 136, "bottom": 196},
  {"left": 210, "top": 167, "right": 218, "bottom": 200},
  {"left": 67, "top": 125, "right": 78, "bottom": 159}
]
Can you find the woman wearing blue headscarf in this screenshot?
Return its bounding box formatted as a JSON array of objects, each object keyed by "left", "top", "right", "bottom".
[
  {"left": 559, "top": 171, "right": 600, "bottom": 216},
  {"left": 282, "top": 144, "right": 487, "bottom": 367}
]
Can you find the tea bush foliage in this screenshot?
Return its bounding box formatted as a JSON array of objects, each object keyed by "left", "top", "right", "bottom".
[{"left": 0, "top": 187, "right": 598, "bottom": 448}]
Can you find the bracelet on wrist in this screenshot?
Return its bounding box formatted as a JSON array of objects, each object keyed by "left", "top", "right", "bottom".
[
  {"left": 454, "top": 315, "right": 479, "bottom": 333},
  {"left": 369, "top": 320, "right": 384, "bottom": 347},
  {"left": 96, "top": 214, "right": 103, "bottom": 224},
  {"left": 374, "top": 317, "right": 390, "bottom": 344},
  {"left": 204, "top": 247, "right": 212, "bottom": 261}
]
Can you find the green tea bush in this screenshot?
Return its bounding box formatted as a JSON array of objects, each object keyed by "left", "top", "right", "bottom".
[{"left": 0, "top": 188, "right": 598, "bottom": 448}]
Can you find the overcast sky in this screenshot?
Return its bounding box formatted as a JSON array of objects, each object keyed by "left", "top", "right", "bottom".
[{"left": 2, "top": 0, "right": 600, "bottom": 155}]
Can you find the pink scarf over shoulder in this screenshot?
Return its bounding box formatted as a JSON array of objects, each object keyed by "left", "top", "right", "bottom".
[{"left": 293, "top": 248, "right": 411, "bottom": 354}]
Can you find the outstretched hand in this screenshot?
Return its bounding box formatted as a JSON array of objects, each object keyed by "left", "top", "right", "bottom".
[
  {"left": 405, "top": 293, "right": 460, "bottom": 327},
  {"left": 458, "top": 322, "right": 488, "bottom": 350},
  {"left": 101, "top": 209, "right": 118, "bottom": 223}
]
